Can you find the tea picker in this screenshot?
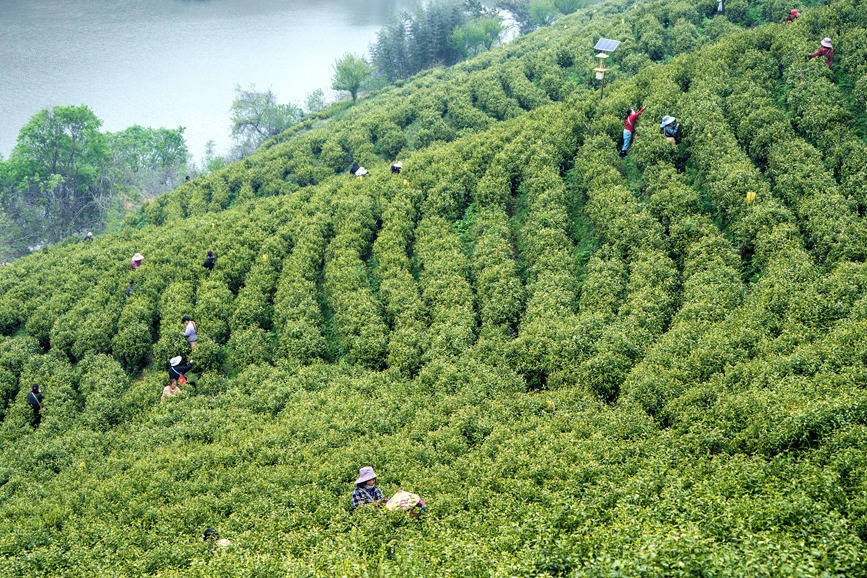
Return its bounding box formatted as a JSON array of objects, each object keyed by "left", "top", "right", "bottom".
[
  {"left": 202, "top": 251, "right": 216, "bottom": 271},
  {"left": 204, "top": 528, "right": 232, "bottom": 549},
  {"left": 350, "top": 466, "right": 386, "bottom": 509},
  {"left": 168, "top": 356, "right": 196, "bottom": 388},
  {"left": 619, "top": 106, "right": 645, "bottom": 158},
  {"left": 660, "top": 116, "right": 681, "bottom": 144},
  {"left": 182, "top": 316, "right": 198, "bottom": 351},
  {"left": 785, "top": 9, "right": 800, "bottom": 22},
  {"left": 27, "top": 384, "right": 44, "bottom": 429},
  {"left": 807, "top": 38, "right": 834, "bottom": 69},
  {"left": 391, "top": 161, "right": 403, "bottom": 174},
  {"left": 161, "top": 379, "right": 181, "bottom": 400}
]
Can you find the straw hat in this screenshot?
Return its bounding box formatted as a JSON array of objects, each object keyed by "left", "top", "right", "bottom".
[
  {"left": 393, "top": 161, "right": 403, "bottom": 169},
  {"left": 132, "top": 253, "right": 143, "bottom": 261},
  {"left": 660, "top": 116, "right": 676, "bottom": 128},
  {"left": 356, "top": 167, "right": 368, "bottom": 176},
  {"left": 170, "top": 356, "right": 182, "bottom": 367},
  {"left": 789, "top": 9, "right": 800, "bottom": 16},
  {"left": 821, "top": 38, "right": 832, "bottom": 48},
  {"left": 354, "top": 466, "right": 377, "bottom": 485}
]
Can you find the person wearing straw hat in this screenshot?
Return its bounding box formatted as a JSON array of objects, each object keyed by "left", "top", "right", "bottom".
[
  {"left": 391, "top": 161, "right": 403, "bottom": 174},
  {"left": 808, "top": 38, "right": 834, "bottom": 69},
  {"left": 168, "top": 356, "right": 195, "bottom": 387},
  {"left": 785, "top": 9, "right": 800, "bottom": 22},
  {"left": 660, "top": 116, "right": 681, "bottom": 144},
  {"left": 131, "top": 253, "right": 144, "bottom": 270},
  {"left": 350, "top": 466, "right": 386, "bottom": 509}
]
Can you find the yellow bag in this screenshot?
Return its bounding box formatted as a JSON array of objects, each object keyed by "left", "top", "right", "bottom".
[{"left": 385, "top": 490, "right": 421, "bottom": 512}]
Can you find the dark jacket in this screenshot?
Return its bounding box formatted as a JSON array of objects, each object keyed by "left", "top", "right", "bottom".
[
  {"left": 350, "top": 162, "right": 360, "bottom": 175},
  {"left": 27, "top": 391, "right": 44, "bottom": 412},
  {"left": 203, "top": 256, "right": 216, "bottom": 270},
  {"left": 169, "top": 362, "right": 194, "bottom": 382}
]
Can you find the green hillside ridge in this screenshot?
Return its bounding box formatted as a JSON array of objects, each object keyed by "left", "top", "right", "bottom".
[{"left": 1, "top": 0, "right": 866, "bottom": 574}]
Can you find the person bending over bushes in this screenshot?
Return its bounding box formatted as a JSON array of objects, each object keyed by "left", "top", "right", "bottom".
[
  {"left": 168, "top": 356, "right": 196, "bottom": 388},
  {"left": 350, "top": 466, "right": 385, "bottom": 509}
]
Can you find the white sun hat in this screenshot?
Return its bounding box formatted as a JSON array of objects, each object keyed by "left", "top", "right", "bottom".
[{"left": 354, "top": 466, "right": 377, "bottom": 485}]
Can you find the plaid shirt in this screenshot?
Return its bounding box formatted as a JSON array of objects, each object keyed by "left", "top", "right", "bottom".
[
  {"left": 350, "top": 485, "right": 384, "bottom": 509},
  {"left": 809, "top": 46, "right": 833, "bottom": 69}
]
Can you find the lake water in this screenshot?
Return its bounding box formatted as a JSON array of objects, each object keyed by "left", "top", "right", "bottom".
[{"left": 0, "top": 0, "right": 416, "bottom": 161}]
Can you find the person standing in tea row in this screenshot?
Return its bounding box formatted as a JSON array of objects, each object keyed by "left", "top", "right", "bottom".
[
  {"left": 182, "top": 316, "right": 198, "bottom": 351},
  {"left": 620, "top": 106, "right": 645, "bottom": 158},
  {"left": 203, "top": 251, "right": 216, "bottom": 271},
  {"left": 27, "top": 384, "right": 44, "bottom": 429}
]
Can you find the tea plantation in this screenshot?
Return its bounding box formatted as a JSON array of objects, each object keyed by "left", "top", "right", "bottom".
[{"left": 1, "top": 0, "right": 866, "bottom": 574}]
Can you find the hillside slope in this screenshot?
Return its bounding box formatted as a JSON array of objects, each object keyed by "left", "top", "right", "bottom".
[{"left": 1, "top": 0, "right": 866, "bottom": 575}]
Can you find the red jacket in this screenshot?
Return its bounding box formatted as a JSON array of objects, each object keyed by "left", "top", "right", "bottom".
[
  {"left": 624, "top": 107, "right": 645, "bottom": 132},
  {"left": 809, "top": 46, "right": 833, "bottom": 69}
]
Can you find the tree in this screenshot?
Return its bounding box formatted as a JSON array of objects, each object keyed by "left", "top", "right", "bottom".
[
  {"left": 107, "top": 125, "right": 188, "bottom": 199},
  {"left": 450, "top": 16, "right": 504, "bottom": 58},
  {"left": 202, "top": 140, "right": 227, "bottom": 174},
  {"left": 2, "top": 105, "right": 109, "bottom": 250},
  {"left": 230, "top": 86, "right": 303, "bottom": 155},
  {"left": 529, "top": 0, "right": 558, "bottom": 27},
  {"left": 332, "top": 53, "right": 372, "bottom": 103},
  {"left": 305, "top": 89, "right": 327, "bottom": 114}
]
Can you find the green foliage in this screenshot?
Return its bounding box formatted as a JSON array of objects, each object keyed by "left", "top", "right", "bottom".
[
  {"left": 0, "top": 0, "right": 865, "bottom": 575},
  {"left": 2, "top": 105, "right": 108, "bottom": 250},
  {"left": 529, "top": 0, "right": 558, "bottom": 27},
  {"left": 332, "top": 53, "right": 372, "bottom": 104},
  {"left": 230, "top": 86, "right": 304, "bottom": 155},
  {"left": 372, "top": 0, "right": 472, "bottom": 81},
  {"left": 450, "top": 16, "right": 504, "bottom": 59},
  {"left": 0, "top": 107, "right": 189, "bottom": 259}
]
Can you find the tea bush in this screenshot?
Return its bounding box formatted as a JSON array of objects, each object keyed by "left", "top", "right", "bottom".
[{"left": 0, "top": 0, "right": 865, "bottom": 574}]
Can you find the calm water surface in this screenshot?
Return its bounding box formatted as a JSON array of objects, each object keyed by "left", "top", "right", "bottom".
[{"left": 0, "top": 0, "right": 415, "bottom": 159}]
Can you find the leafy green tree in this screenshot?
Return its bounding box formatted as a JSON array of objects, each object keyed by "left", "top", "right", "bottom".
[
  {"left": 107, "top": 125, "right": 188, "bottom": 198},
  {"left": 371, "top": 1, "right": 471, "bottom": 81},
  {"left": 331, "top": 53, "right": 371, "bottom": 103},
  {"left": 450, "top": 16, "right": 504, "bottom": 58},
  {"left": 202, "top": 139, "right": 227, "bottom": 174},
  {"left": 529, "top": 0, "right": 558, "bottom": 26},
  {"left": 230, "top": 86, "right": 303, "bottom": 156},
  {"left": 1, "top": 105, "right": 109, "bottom": 251},
  {"left": 304, "top": 89, "right": 327, "bottom": 113}
]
